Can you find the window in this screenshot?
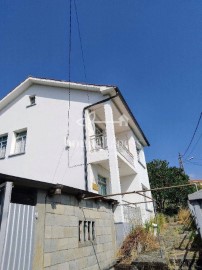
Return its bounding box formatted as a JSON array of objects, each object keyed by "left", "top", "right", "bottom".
[
  {"left": 14, "top": 131, "right": 27, "bottom": 154},
  {"left": 79, "top": 220, "right": 95, "bottom": 244},
  {"left": 84, "top": 221, "right": 87, "bottom": 241},
  {"left": 92, "top": 222, "right": 95, "bottom": 240},
  {"left": 94, "top": 125, "right": 106, "bottom": 149},
  {"left": 79, "top": 221, "right": 82, "bottom": 242},
  {"left": 136, "top": 141, "right": 142, "bottom": 161},
  {"left": 136, "top": 141, "right": 145, "bottom": 168},
  {"left": 0, "top": 135, "right": 8, "bottom": 158},
  {"left": 29, "top": 95, "right": 36, "bottom": 106},
  {"left": 98, "top": 175, "right": 107, "bottom": 196},
  {"left": 95, "top": 124, "right": 102, "bottom": 136}
]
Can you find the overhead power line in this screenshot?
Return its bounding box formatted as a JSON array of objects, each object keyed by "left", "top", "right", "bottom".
[
  {"left": 182, "top": 112, "right": 202, "bottom": 158},
  {"left": 68, "top": 0, "right": 72, "bottom": 84},
  {"left": 184, "top": 160, "right": 202, "bottom": 167},
  {"left": 67, "top": 0, "right": 72, "bottom": 143},
  {"left": 187, "top": 132, "right": 202, "bottom": 157},
  {"left": 73, "top": 0, "right": 87, "bottom": 81}
]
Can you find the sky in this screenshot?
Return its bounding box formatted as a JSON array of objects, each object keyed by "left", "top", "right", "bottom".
[{"left": 0, "top": 0, "right": 202, "bottom": 179}]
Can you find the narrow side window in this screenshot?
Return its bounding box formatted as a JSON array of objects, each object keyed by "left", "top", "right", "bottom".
[
  {"left": 88, "top": 221, "right": 91, "bottom": 240},
  {"left": 0, "top": 135, "right": 8, "bottom": 159},
  {"left": 92, "top": 221, "right": 95, "bottom": 240},
  {"left": 79, "top": 221, "right": 82, "bottom": 242},
  {"left": 84, "top": 221, "right": 87, "bottom": 241},
  {"left": 29, "top": 95, "right": 36, "bottom": 106}
]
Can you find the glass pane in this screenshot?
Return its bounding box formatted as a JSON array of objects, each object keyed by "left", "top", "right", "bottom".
[
  {"left": 15, "top": 132, "right": 27, "bottom": 153},
  {"left": 0, "top": 136, "right": 7, "bottom": 158},
  {"left": 98, "top": 176, "right": 107, "bottom": 195}
]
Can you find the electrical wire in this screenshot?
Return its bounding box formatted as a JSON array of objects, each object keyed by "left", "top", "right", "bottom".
[
  {"left": 186, "top": 132, "right": 202, "bottom": 157},
  {"left": 67, "top": 0, "right": 72, "bottom": 142},
  {"left": 184, "top": 160, "right": 202, "bottom": 167},
  {"left": 182, "top": 112, "right": 202, "bottom": 158},
  {"left": 50, "top": 0, "right": 89, "bottom": 180},
  {"left": 73, "top": 0, "right": 87, "bottom": 81},
  {"left": 68, "top": 0, "right": 72, "bottom": 84},
  {"left": 73, "top": 0, "right": 90, "bottom": 104}
]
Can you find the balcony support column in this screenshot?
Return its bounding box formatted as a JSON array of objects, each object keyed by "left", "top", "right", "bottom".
[{"left": 104, "top": 100, "right": 124, "bottom": 223}]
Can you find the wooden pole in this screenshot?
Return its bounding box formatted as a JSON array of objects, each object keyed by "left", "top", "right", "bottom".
[{"left": 84, "top": 183, "right": 196, "bottom": 200}]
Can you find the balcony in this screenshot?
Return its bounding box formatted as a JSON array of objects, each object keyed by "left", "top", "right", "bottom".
[
  {"left": 90, "top": 134, "right": 134, "bottom": 166},
  {"left": 116, "top": 141, "right": 134, "bottom": 166},
  {"left": 90, "top": 134, "right": 107, "bottom": 151}
]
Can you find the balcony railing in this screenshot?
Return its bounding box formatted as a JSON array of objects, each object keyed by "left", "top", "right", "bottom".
[
  {"left": 116, "top": 141, "right": 134, "bottom": 166},
  {"left": 90, "top": 134, "right": 134, "bottom": 166},
  {"left": 90, "top": 134, "right": 107, "bottom": 151}
]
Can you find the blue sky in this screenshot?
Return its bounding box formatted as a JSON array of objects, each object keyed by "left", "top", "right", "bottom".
[{"left": 0, "top": 0, "right": 202, "bottom": 178}]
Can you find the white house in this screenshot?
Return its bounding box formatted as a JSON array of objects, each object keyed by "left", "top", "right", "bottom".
[{"left": 0, "top": 77, "right": 153, "bottom": 269}]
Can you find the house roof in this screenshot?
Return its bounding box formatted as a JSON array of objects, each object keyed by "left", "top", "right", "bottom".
[
  {"left": 0, "top": 173, "right": 116, "bottom": 203},
  {"left": 189, "top": 180, "right": 202, "bottom": 183},
  {"left": 188, "top": 189, "right": 202, "bottom": 201},
  {"left": 0, "top": 76, "right": 150, "bottom": 146}
]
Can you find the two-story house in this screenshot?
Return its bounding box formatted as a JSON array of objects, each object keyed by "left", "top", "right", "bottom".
[{"left": 0, "top": 77, "right": 153, "bottom": 270}]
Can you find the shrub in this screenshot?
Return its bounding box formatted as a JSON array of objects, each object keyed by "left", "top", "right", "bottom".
[
  {"left": 178, "top": 208, "right": 191, "bottom": 226},
  {"left": 117, "top": 226, "right": 159, "bottom": 264},
  {"left": 145, "top": 213, "right": 167, "bottom": 233}
]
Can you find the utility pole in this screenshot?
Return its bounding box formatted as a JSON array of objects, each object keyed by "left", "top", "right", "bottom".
[{"left": 178, "top": 153, "right": 185, "bottom": 174}]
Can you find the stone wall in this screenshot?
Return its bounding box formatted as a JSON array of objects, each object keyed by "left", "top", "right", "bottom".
[{"left": 33, "top": 191, "right": 116, "bottom": 270}]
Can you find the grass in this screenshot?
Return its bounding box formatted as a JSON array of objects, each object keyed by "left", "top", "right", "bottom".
[
  {"left": 178, "top": 208, "right": 191, "bottom": 226},
  {"left": 145, "top": 213, "right": 167, "bottom": 233},
  {"left": 117, "top": 226, "right": 159, "bottom": 264}
]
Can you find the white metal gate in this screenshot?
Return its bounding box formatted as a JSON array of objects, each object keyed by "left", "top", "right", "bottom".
[{"left": 0, "top": 182, "right": 35, "bottom": 270}]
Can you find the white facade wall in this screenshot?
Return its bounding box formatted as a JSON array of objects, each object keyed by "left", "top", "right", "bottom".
[
  {"left": 120, "top": 130, "right": 154, "bottom": 222},
  {"left": 0, "top": 85, "right": 103, "bottom": 190},
  {"left": 0, "top": 81, "right": 153, "bottom": 223}
]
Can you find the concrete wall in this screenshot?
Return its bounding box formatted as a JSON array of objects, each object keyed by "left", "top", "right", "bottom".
[
  {"left": 33, "top": 191, "right": 116, "bottom": 270},
  {"left": 189, "top": 199, "right": 202, "bottom": 239}
]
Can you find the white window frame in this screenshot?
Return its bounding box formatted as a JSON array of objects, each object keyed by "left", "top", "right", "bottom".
[
  {"left": 0, "top": 135, "right": 8, "bottom": 159},
  {"left": 98, "top": 175, "right": 107, "bottom": 196},
  {"left": 136, "top": 141, "right": 142, "bottom": 161},
  {"left": 14, "top": 130, "right": 27, "bottom": 154},
  {"left": 136, "top": 141, "right": 146, "bottom": 168}
]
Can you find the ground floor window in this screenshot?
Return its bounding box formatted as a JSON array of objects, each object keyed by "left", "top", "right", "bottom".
[
  {"left": 79, "top": 220, "right": 95, "bottom": 243},
  {"left": 98, "top": 175, "right": 107, "bottom": 196}
]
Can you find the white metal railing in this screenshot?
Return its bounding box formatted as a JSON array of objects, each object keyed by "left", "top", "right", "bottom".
[
  {"left": 116, "top": 141, "right": 134, "bottom": 165},
  {"left": 90, "top": 134, "right": 134, "bottom": 166},
  {"left": 123, "top": 205, "right": 143, "bottom": 225},
  {"left": 90, "top": 134, "right": 107, "bottom": 151}
]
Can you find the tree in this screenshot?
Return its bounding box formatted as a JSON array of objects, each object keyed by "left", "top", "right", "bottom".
[{"left": 147, "top": 159, "right": 195, "bottom": 215}]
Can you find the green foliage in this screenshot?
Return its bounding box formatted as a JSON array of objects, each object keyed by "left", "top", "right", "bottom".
[
  {"left": 147, "top": 159, "right": 195, "bottom": 215},
  {"left": 145, "top": 213, "right": 167, "bottom": 233}
]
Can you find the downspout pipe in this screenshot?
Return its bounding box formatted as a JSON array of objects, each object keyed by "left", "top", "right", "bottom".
[{"left": 83, "top": 91, "right": 119, "bottom": 191}]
